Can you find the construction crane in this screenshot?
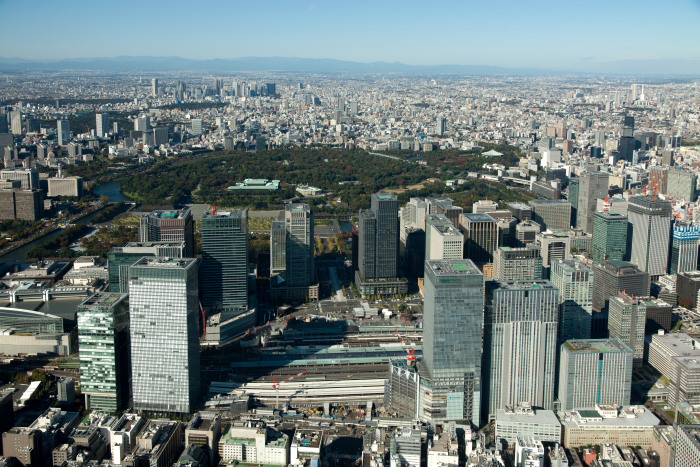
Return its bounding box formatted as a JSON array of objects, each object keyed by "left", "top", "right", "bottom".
[
  {"left": 394, "top": 329, "right": 416, "bottom": 364},
  {"left": 272, "top": 370, "right": 308, "bottom": 409}
]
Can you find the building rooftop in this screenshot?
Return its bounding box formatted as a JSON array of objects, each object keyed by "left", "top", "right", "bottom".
[
  {"left": 492, "top": 280, "right": 557, "bottom": 291},
  {"left": 561, "top": 405, "right": 659, "bottom": 428},
  {"left": 462, "top": 213, "right": 496, "bottom": 223},
  {"left": 496, "top": 405, "right": 561, "bottom": 426},
  {"left": 79, "top": 292, "right": 127, "bottom": 308},
  {"left": 144, "top": 208, "right": 190, "bottom": 220},
  {"left": 426, "top": 259, "right": 481, "bottom": 276},
  {"left": 203, "top": 209, "right": 245, "bottom": 219},
  {"left": 130, "top": 257, "right": 197, "bottom": 269},
  {"left": 562, "top": 339, "right": 633, "bottom": 354}
]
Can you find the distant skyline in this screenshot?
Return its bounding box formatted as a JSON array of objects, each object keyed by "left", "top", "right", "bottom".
[{"left": 1, "top": 0, "right": 700, "bottom": 74}]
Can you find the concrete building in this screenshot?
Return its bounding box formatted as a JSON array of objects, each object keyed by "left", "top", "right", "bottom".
[
  {"left": 675, "top": 425, "right": 700, "bottom": 467},
  {"left": 0, "top": 189, "right": 43, "bottom": 220},
  {"left": 77, "top": 293, "right": 130, "bottom": 412},
  {"left": 592, "top": 212, "right": 628, "bottom": 264},
  {"left": 592, "top": 260, "right": 650, "bottom": 312},
  {"left": 608, "top": 291, "right": 646, "bottom": 367},
  {"left": 628, "top": 196, "right": 672, "bottom": 278},
  {"left": 185, "top": 412, "right": 221, "bottom": 466},
  {"left": 677, "top": 270, "right": 700, "bottom": 309},
  {"left": 473, "top": 200, "right": 498, "bottom": 214},
  {"left": 400, "top": 197, "right": 428, "bottom": 242},
  {"left": 460, "top": 213, "right": 498, "bottom": 263},
  {"left": 425, "top": 214, "right": 463, "bottom": 261},
  {"left": 139, "top": 208, "right": 195, "bottom": 257},
  {"left": 560, "top": 405, "right": 659, "bottom": 449},
  {"left": 558, "top": 339, "right": 633, "bottom": 411},
  {"left": 670, "top": 223, "right": 700, "bottom": 274},
  {"left": 484, "top": 281, "right": 559, "bottom": 419},
  {"left": 47, "top": 176, "right": 83, "bottom": 197},
  {"left": 2, "top": 428, "right": 42, "bottom": 466},
  {"left": 96, "top": 113, "right": 109, "bottom": 138},
  {"left": 0, "top": 168, "right": 39, "bottom": 189},
  {"left": 218, "top": 425, "right": 289, "bottom": 465},
  {"left": 390, "top": 428, "right": 422, "bottom": 467},
  {"left": 130, "top": 420, "right": 182, "bottom": 467},
  {"left": 515, "top": 220, "right": 541, "bottom": 247},
  {"left": 529, "top": 200, "right": 572, "bottom": 231},
  {"left": 494, "top": 402, "right": 561, "bottom": 447},
  {"left": 647, "top": 332, "right": 700, "bottom": 406},
  {"left": 667, "top": 169, "right": 697, "bottom": 202},
  {"left": 550, "top": 259, "right": 594, "bottom": 341},
  {"left": 536, "top": 231, "right": 571, "bottom": 269},
  {"left": 514, "top": 437, "right": 544, "bottom": 467},
  {"left": 107, "top": 242, "right": 185, "bottom": 293},
  {"left": 57, "top": 119, "right": 70, "bottom": 145},
  {"left": 492, "top": 246, "right": 543, "bottom": 281},
  {"left": 128, "top": 258, "right": 200, "bottom": 413}
]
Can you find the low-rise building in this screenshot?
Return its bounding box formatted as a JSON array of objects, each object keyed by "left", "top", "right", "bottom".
[
  {"left": 560, "top": 405, "right": 660, "bottom": 448},
  {"left": 218, "top": 424, "right": 289, "bottom": 465},
  {"left": 494, "top": 402, "right": 561, "bottom": 447}
]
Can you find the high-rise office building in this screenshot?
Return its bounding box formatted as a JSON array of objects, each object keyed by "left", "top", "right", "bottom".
[
  {"left": 78, "top": 293, "right": 130, "bottom": 412},
  {"left": 96, "top": 113, "right": 109, "bottom": 138},
  {"left": 558, "top": 339, "right": 633, "bottom": 411},
  {"left": 400, "top": 197, "right": 428, "bottom": 242},
  {"left": 608, "top": 291, "right": 646, "bottom": 367},
  {"left": 107, "top": 242, "right": 185, "bottom": 293},
  {"left": 618, "top": 116, "right": 635, "bottom": 163},
  {"left": 139, "top": 208, "right": 195, "bottom": 257},
  {"left": 151, "top": 78, "right": 159, "bottom": 97},
  {"left": 422, "top": 259, "right": 484, "bottom": 425},
  {"left": 191, "top": 118, "right": 203, "bottom": 136},
  {"left": 592, "top": 212, "right": 628, "bottom": 264},
  {"left": 514, "top": 220, "right": 541, "bottom": 247},
  {"left": 57, "top": 119, "right": 70, "bottom": 146},
  {"left": 675, "top": 425, "right": 700, "bottom": 467},
  {"left": 201, "top": 209, "right": 248, "bottom": 314},
  {"left": 670, "top": 223, "right": 700, "bottom": 274},
  {"left": 677, "top": 271, "right": 700, "bottom": 309},
  {"left": 129, "top": 257, "right": 200, "bottom": 413},
  {"left": 568, "top": 178, "right": 579, "bottom": 228},
  {"left": 628, "top": 196, "right": 672, "bottom": 277},
  {"left": 437, "top": 117, "right": 447, "bottom": 136},
  {"left": 270, "top": 221, "right": 286, "bottom": 275},
  {"left": 425, "top": 214, "right": 463, "bottom": 260},
  {"left": 592, "top": 260, "right": 650, "bottom": 312},
  {"left": 536, "top": 231, "right": 571, "bottom": 269},
  {"left": 492, "top": 245, "right": 543, "bottom": 281},
  {"left": 667, "top": 169, "right": 697, "bottom": 202},
  {"left": 153, "top": 127, "right": 168, "bottom": 146},
  {"left": 484, "top": 281, "right": 559, "bottom": 420},
  {"left": 0, "top": 189, "right": 43, "bottom": 221},
  {"left": 284, "top": 203, "right": 314, "bottom": 287},
  {"left": 9, "top": 111, "right": 22, "bottom": 136},
  {"left": 356, "top": 193, "right": 406, "bottom": 296},
  {"left": 427, "top": 198, "right": 462, "bottom": 228},
  {"left": 460, "top": 213, "right": 498, "bottom": 263},
  {"left": 0, "top": 168, "right": 39, "bottom": 190},
  {"left": 550, "top": 259, "right": 594, "bottom": 341},
  {"left": 528, "top": 200, "right": 571, "bottom": 231},
  {"left": 507, "top": 202, "right": 533, "bottom": 222},
  {"left": 577, "top": 172, "right": 609, "bottom": 234}
]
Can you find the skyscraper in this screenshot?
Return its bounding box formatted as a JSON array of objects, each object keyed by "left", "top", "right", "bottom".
[
  {"left": 627, "top": 196, "right": 672, "bottom": 277},
  {"left": 191, "top": 118, "right": 203, "bottom": 136},
  {"left": 9, "top": 110, "right": 22, "bottom": 136},
  {"left": 284, "top": 203, "right": 315, "bottom": 286},
  {"left": 129, "top": 258, "right": 200, "bottom": 414},
  {"left": 139, "top": 208, "right": 195, "bottom": 258},
  {"left": 356, "top": 193, "right": 406, "bottom": 296},
  {"left": 670, "top": 223, "right": 700, "bottom": 274},
  {"left": 270, "top": 221, "right": 286, "bottom": 275},
  {"left": 667, "top": 169, "right": 697, "bottom": 202},
  {"left": 492, "top": 245, "right": 544, "bottom": 281},
  {"left": 78, "top": 293, "right": 130, "bottom": 412},
  {"left": 528, "top": 200, "right": 572, "bottom": 232},
  {"left": 577, "top": 172, "right": 609, "bottom": 234},
  {"left": 484, "top": 281, "right": 559, "bottom": 420},
  {"left": 201, "top": 209, "right": 248, "bottom": 314},
  {"left": 550, "top": 259, "right": 594, "bottom": 341},
  {"left": 95, "top": 113, "right": 109, "bottom": 138},
  {"left": 558, "top": 339, "right": 633, "bottom": 411},
  {"left": 568, "top": 178, "right": 579, "bottom": 228},
  {"left": 592, "top": 260, "right": 650, "bottom": 312},
  {"left": 608, "top": 291, "right": 646, "bottom": 368},
  {"left": 460, "top": 213, "right": 498, "bottom": 263},
  {"left": 107, "top": 242, "right": 185, "bottom": 293},
  {"left": 151, "top": 78, "right": 159, "bottom": 97},
  {"left": 618, "top": 116, "right": 635, "bottom": 163},
  {"left": 57, "top": 119, "right": 70, "bottom": 146},
  {"left": 592, "top": 212, "right": 628, "bottom": 264},
  {"left": 422, "top": 259, "right": 484, "bottom": 425},
  {"left": 425, "top": 214, "right": 463, "bottom": 260}
]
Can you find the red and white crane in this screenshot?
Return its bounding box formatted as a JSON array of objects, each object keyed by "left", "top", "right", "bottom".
[
  {"left": 395, "top": 329, "right": 416, "bottom": 364},
  {"left": 272, "top": 370, "right": 308, "bottom": 409}
]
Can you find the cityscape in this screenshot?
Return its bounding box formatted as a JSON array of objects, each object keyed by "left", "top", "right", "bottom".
[{"left": 1, "top": 1, "right": 700, "bottom": 467}]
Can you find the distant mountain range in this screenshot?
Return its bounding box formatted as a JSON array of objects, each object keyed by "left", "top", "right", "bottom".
[{"left": 0, "top": 56, "right": 698, "bottom": 76}]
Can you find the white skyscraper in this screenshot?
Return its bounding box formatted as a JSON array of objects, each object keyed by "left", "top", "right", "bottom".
[
  {"left": 96, "top": 113, "right": 109, "bottom": 138},
  {"left": 425, "top": 214, "right": 463, "bottom": 261},
  {"left": 484, "top": 281, "right": 559, "bottom": 420},
  {"left": 128, "top": 257, "right": 200, "bottom": 413},
  {"left": 550, "top": 259, "right": 594, "bottom": 341}
]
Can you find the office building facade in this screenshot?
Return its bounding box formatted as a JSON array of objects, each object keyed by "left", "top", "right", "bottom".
[
  {"left": 492, "top": 246, "right": 543, "bottom": 281},
  {"left": 139, "top": 208, "right": 195, "bottom": 257},
  {"left": 608, "top": 291, "right": 646, "bottom": 367},
  {"left": 670, "top": 224, "right": 700, "bottom": 275},
  {"left": 201, "top": 209, "right": 248, "bottom": 314},
  {"left": 78, "top": 293, "right": 130, "bottom": 412},
  {"left": 460, "top": 213, "right": 498, "bottom": 263},
  {"left": 529, "top": 200, "right": 572, "bottom": 232},
  {"left": 129, "top": 258, "right": 200, "bottom": 413},
  {"left": 592, "top": 211, "right": 628, "bottom": 264},
  {"left": 422, "top": 259, "right": 484, "bottom": 425},
  {"left": 577, "top": 172, "right": 609, "bottom": 234},
  {"left": 628, "top": 196, "right": 672, "bottom": 277},
  {"left": 484, "top": 281, "right": 559, "bottom": 419},
  {"left": 425, "top": 214, "right": 463, "bottom": 261},
  {"left": 592, "top": 260, "right": 650, "bottom": 312},
  {"left": 550, "top": 259, "right": 594, "bottom": 341},
  {"left": 558, "top": 339, "right": 633, "bottom": 411}
]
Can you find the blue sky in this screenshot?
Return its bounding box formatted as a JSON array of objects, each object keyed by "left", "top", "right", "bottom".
[{"left": 1, "top": 0, "right": 699, "bottom": 72}]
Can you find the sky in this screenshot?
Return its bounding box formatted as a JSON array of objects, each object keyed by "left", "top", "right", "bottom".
[{"left": 1, "top": 0, "right": 700, "bottom": 73}]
